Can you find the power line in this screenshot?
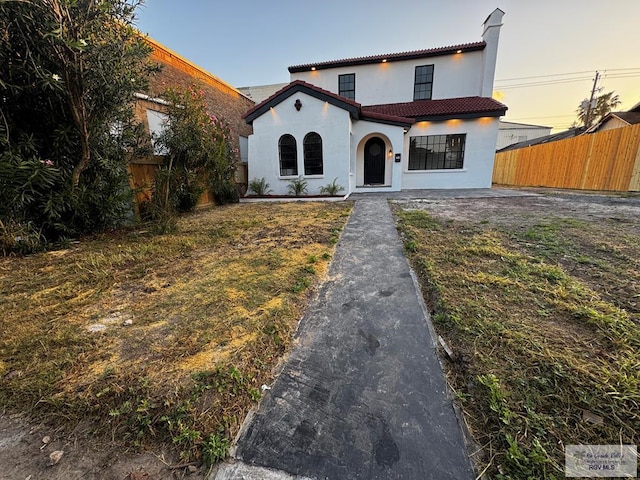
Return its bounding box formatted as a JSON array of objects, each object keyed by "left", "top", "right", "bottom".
[
  {"left": 506, "top": 115, "right": 577, "bottom": 120},
  {"left": 495, "top": 70, "right": 595, "bottom": 82},
  {"left": 495, "top": 68, "right": 640, "bottom": 83},
  {"left": 498, "top": 77, "right": 595, "bottom": 89},
  {"left": 496, "top": 73, "right": 640, "bottom": 90}
]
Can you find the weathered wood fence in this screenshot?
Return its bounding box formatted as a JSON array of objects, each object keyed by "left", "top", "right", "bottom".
[
  {"left": 127, "top": 160, "right": 248, "bottom": 214},
  {"left": 493, "top": 123, "right": 640, "bottom": 191}
]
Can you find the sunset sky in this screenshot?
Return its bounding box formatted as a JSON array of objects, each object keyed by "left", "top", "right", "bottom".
[{"left": 136, "top": 0, "right": 640, "bottom": 131}]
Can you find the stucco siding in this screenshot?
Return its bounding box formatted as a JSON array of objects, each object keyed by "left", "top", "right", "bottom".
[
  {"left": 401, "top": 117, "right": 500, "bottom": 189},
  {"left": 247, "top": 93, "right": 351, "bottom": 195},
  {"left": 291, "top": 52, "right": 484, "bottom": 105},
  {"left": 350, "top": 121, "right": 405, "bottom": 192}
]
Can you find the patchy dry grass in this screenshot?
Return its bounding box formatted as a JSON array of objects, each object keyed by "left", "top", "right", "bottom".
[
  {"left": 395, "top": 207, "right": 640, "bottom": 480},
  {"left": 0, "top": 201, "right": 351, "bottom": 463}
]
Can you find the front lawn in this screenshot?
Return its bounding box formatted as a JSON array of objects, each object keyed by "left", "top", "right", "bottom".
[
  {"left": 0, "top": 201, "right": 352, "bottom": 464},
  {"left": 395, "top": 198, "right": 639, "bottom": 480}
]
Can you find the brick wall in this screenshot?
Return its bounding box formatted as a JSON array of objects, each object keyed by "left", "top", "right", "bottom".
[
  {"left": 130, "top": 37, "right": 255, "bottom": 206},
  {"left": 144, "top": 37, "right": 254, "bottom": 150}
]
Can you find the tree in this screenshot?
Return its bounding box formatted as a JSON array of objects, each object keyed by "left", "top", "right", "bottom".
[
  {"left": 149, "top": 85, "right": 239, "bottom": 229},
  {"left": 0, "top": 0, "right": 155, "bottom": 251},
  {"left": 576, "top": 91, "right": 621, "bottom": 128}
]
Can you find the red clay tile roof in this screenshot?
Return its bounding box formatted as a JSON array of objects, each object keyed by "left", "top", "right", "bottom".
[
  {"left": 244, "top": 80, "right": 412, "bottom": 126},
  {"left": 244, "top": 80, "right": 359, "bottom": 121},
  {"left": 363, "top": 97, "right": 507, "bottom": 120},
  {"left": 288, "top": 42, "right": 486, "bottom": 72},
  {"left": 244, "top": 82, "right": 506, "bottom": 125}
]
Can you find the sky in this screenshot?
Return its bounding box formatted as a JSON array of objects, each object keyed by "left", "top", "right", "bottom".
[{"left": 135, "top": 0, "right": 640, "bottom": 131}]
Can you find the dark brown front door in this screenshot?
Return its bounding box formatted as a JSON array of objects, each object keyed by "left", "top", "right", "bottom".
[{"left": 364, "top": 137, "right": 385, "bottom": 185}]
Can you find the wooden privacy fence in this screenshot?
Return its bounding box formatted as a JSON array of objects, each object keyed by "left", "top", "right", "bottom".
[
  {"left": 493, "top": 123, "right": 640, "bottom": 191},
  {"left": 127, "top": 159, "right": 249, "bottom": 213}
]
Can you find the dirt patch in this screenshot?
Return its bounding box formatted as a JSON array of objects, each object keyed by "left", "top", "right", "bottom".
[
  {"left": 0, "top": 414, "right": 204, "bottom": 479},
  {"left": 398, "top": 190, "right": 640, "bottom": 226}
]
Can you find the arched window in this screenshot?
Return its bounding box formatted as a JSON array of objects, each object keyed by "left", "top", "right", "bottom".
[
  {"left": 304, "top": 132, "right": 323, "bottom": 175},
  {"left": 279, "top": 134, "right": 297, "bottom": 176}
]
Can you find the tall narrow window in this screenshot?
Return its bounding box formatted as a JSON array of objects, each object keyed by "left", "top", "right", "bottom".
[
  {"left": 279, "top": 134, "right": 297, "bottom": 176},
  {"left": 408, "top": 134, "right": 466, "bottom": 170},
  {"left": 146, "top": 109, "right": 169, "bottom": 155},
  {"left": 304, "top": 132, "right": 323, "bottom": 175},
  {"left": 413, "top": 65, "right": 434, "bottom": 100},
  {"left": 339, "top": 73, "right": 356, "bottom": 100}
]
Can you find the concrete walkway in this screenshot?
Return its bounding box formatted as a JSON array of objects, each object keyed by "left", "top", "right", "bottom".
[{"left": 213, "top": 197, "right": 475, "bottom": 480}]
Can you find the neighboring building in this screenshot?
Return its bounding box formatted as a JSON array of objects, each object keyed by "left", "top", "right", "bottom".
[
  {"left": 238, "top": 83, "right": 288, "bottom": 104},
  {"left": 496, "top": 121, "right": 552, "bottom": 150},
  {"left": 587, "top": 101, "right": 640, "bottom": 133},
  {"left": 496, "top": 127, "right": 585, "bottom": 152},
  {"left": 141, "top": 36, "right": 254, "bottom": 162},
  {"left": 130, "top": 37, "right": 255, "bottom": 204},
  {"left": 243, "top": 9, "right": 507, "bottom": 195}
]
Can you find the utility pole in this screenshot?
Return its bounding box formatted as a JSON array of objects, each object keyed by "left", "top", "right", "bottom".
[{"left": 584, "top": 71, "right": 600, "bottom": 128}]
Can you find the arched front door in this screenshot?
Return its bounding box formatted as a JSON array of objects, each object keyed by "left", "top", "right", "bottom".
[{"left": 364, "top": 137, "right": 385, "bottom": 185}]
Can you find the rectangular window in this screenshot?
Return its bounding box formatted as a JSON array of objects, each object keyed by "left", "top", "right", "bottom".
[
  {"left": 339, "top": 73, "right": 355, "bottom": 100},
  {"left": 408, "top": 134, "right": 466, "bottom": 170},
  {"left": 413, "top": 65, "right": 434, "bottom": 100},
  {"left": 146, "top": 109, "right": 169, "bottom": 155}
]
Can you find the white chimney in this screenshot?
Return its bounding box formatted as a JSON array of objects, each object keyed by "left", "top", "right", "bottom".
[{"left": 480, "top": 8, "right": 505, "bottom": 97}]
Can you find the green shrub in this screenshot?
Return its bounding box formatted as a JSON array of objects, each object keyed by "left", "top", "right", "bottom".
[
  {"left": 319, "top": 178, "right": 345, "bottom": 196},
  {"left": 287, "top": 178, "right": 308, "bottom": 197},
  {"left": 248, "top": 177, "right": 272, "bottom": 196}
]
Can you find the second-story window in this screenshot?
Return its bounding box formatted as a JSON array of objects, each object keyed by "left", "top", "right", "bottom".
[
  {"left": 414, "top": 65, "right": 434, "bottom": 100},
  {"left": 339, "top": 73, "right": 355, "bottom": 100}
]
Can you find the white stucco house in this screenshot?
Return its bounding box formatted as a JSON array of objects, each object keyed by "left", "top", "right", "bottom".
[{"left": 244, "top": 9, "right": 507, "bottom": 195}]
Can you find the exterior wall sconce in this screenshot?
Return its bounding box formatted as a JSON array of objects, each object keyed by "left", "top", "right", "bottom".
[
  {"left": 294, "top": 99, "right": 302, "bottom": 111},
  {"left": 388, "top": 148, "right": 393, "bottom": 157}
]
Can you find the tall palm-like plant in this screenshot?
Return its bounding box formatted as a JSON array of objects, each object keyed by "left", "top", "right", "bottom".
[{"left": 576, "top": 91, "right": 621, "bottom": 128}]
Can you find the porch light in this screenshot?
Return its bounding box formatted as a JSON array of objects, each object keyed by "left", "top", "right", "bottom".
[
  {"left": 311, "top": 67, "right": 316, "bottom": 71},
  {"left": 382, "top": 59, "right": 387, "bottom": 63},
  {"left": 388, "top": 148, "right": 393, "bottom": 157},
  {"left": 456, "top": 49, "right": 462, "bottom": 54}
]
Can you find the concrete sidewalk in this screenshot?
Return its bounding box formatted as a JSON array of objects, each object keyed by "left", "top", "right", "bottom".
[{"left": 212, "top": 198, "right": 475, "bottom": 480}]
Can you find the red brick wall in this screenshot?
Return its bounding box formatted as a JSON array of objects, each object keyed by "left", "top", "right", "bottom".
[
  {"left": 144, "top": 38, "right": 254, "bottom": 151},
  {"left": 129, "top": 38, "right": 255, "bottom": 207}
]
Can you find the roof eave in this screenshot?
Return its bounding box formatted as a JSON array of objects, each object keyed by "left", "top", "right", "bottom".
[
  {"left": 289, "top": 43, "right": 486, "bottom": 73},
  {"left": 413, "top": 109, "right": 506, "bottom": 122},
  {"left": 361, "top": 114, "right": 413, "bottom": 127},
  {"left": 244, "top": 82, "right": 360, "bottom": 125}
]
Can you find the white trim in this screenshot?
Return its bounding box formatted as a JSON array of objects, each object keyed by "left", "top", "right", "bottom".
[
  {"left": 241, "top": 194, "right": 349, "bottom": 203},
  {"left": 134, "top": 92, "right": 170, "bottom": 106},
  {"left": 405, "top": 169, "right": 468, "bottom": 174}
]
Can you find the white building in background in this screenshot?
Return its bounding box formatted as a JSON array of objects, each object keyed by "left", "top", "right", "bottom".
[
  {"left": 496, "top": 121, "right": 552, "bottom": 150},
  {"left": 244, "top": 9, "right": 507, "bottom": 195}
]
